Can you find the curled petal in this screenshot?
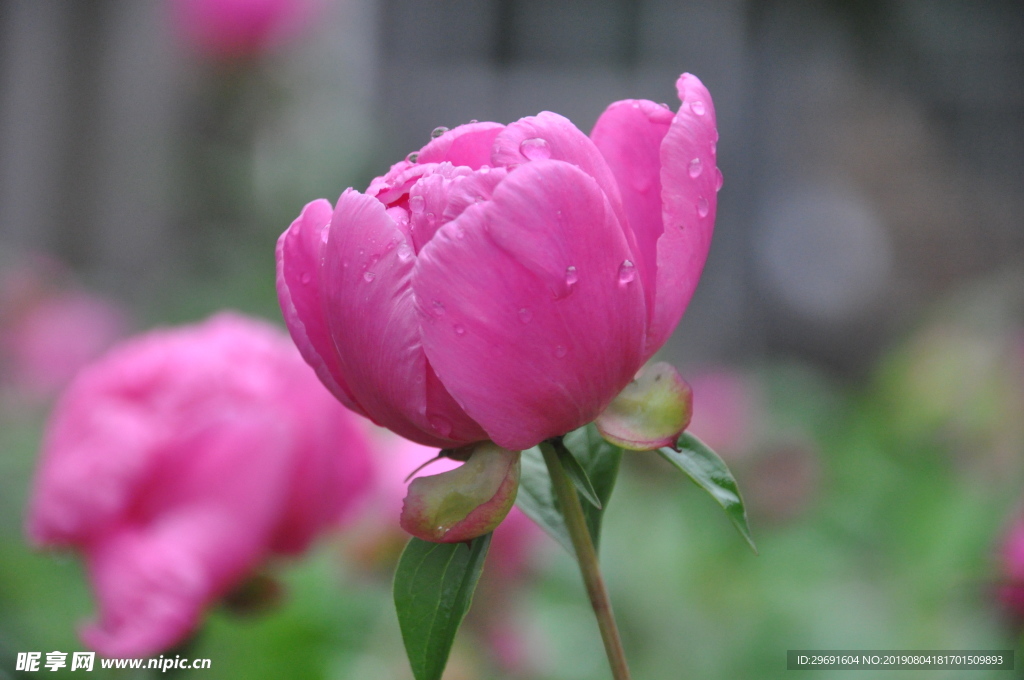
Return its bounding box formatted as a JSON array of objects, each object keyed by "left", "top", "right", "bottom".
[
  {"left": 400, "top": 442, "right": 520, "bottom": 543},
  {"left": 322, "top": 190, "right": 486, "bottom": 446},
  {"left": 649, "top": 73, "right": 719, "bottom": 353},
  {"left": 413, "top": 160, "right": 646, "bottom": 450},
  {"left": 595, "top": 362, "right": 693, "bottom": 451},
  {"left": 276, "top": 199, "right": 367, "bottom": 415}
]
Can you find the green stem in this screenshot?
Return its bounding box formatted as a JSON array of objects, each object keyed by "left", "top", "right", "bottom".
[{"left": 539, "top": 439, "right": 632, "bottom": 680}]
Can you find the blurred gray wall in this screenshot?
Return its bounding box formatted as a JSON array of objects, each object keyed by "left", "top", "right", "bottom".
[{"left": 1, "top": 0, "right": 1022, "bottom": 377}]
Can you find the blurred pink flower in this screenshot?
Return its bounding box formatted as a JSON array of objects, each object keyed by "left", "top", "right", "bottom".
[
  {"left": 1, "top": 257, "right": 128, "bottom": 402},
  {"left": 997, "top": 516, "right": 1024, "bottom": 622},
  {"left": 277, "top": 73, "right": 720, "bottom": 451},
  {"left": 26, "top": 312, "right": 374, "bottom": 657},
  {"left": 169, "top": 0, "right": 319, "bottom": 61},
  {"left": 686, "top": 369, "right": 759, "bottom": 458}
]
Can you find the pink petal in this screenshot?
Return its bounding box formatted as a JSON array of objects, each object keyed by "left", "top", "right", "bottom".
[
  {"left": 269, "top": 380, "right": 376, "bottom": 554},
  {"left": 413, "top": 160, "right": 647, "bottom": 450},
  {"left": 590, "top": 99, "right": 674, "bottom": 340},
  {"left": 276, "top": 199, "right": 367, "bottom": 416},
  {"left": 416, "top": 121, "right": 505, "bottom": 169},
  {"left": 492, "top": 112, "right": 629, "bottom": 227},
  {"left": 81, "top": 417, "right": 290, "bottom": 657},
  {"left": 27, "top": 398, "right": 161, "bottom": 546},
  {"left": 322, "top": 189, "right": 486, "bottom": 446},
  {"left": 650, "top": 73, "right": 719, "bottom": 353}
]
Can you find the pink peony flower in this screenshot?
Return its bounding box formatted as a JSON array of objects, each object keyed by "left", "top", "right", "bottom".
[
  {"left": 169, "top": 0, "right": 319, "bottom": 61},
  {"left": 26, "top": 312, "right": 374, "bottom": 657},
  {"left": 277, "top": 73, "right": 720, "bottom": 450}
]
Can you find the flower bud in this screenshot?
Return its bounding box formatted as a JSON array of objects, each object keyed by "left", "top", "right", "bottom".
[
  {"left": 595, "top": 362, "right": 693, "bottom": 451},
  {"left": 400, "top": 442, "right": 520, "bottom": 543}
]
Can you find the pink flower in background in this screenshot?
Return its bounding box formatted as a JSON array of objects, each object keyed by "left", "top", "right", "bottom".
[
  {"left": 686, "top": 369, "right": 760, "bottom": 458},
  {"left": 26, "top": 313, "right": 374, "bottom": 657},
  {"left": 997, "top": 516, "right": 1024, "bottom": 622},
  {"left": 0, "top": 256, "right": 128, "bottom": 402},
  {"left": 169, "top": 0, "right": 320, "bottom": 61},
  {"left": 278, "top": 73, "right": 720, "bottom": 450}
]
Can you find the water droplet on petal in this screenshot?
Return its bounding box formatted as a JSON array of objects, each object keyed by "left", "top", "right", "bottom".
[
  {"left": 406, "top": 152, "right": 419, "bottom": 163},
  {"left": 431, "top": 126, "right": 449, "bottom": 138},
  {"left": 697, "top": 196, "right": 710, "bottom": 218},
  {"left": 320, "top": 229, "right": 329, "bottom": 244},
  {"left": 363, "top": 271, "right": 376, "bottom": 283},
  {"left": 300, "top": 272, "right": 312, "bottom": 285},
  {"left": 428, "top": 415, "right": 453, "bottom": 437},
  {"left": 431, "top": 300, "right": 446, "bottom": 317},
  {"left": 469, "top": 119, "right": 478, "bottom": 124},
  {"left": 554, "top": 345, "right": 568, "bottom": 358},
  {"left": 479, "top": 165, "right": 491, "bottom": 174},
  {"left": 397, "top": 242, "right": 413, "bottom": 262},
  {"left": 688, "top": 157, "right": 703, "bottom": 179},
  {"left": 618, "top": 260, "right": 637, "bottom": 286},
  {"left": 714, "top": 167, "right": 724, "bottom": 192},
  {"left": 409, "top": 195, "right": 425, "bottom": 214},
  {"left": 453, "top": 324, "right": 466, "bottom": 336},
  {"left": 710, "top": 141, "right": 717, "bottom": 156},
  {"left": 518, "top": 307, "right": 533, "bottom": 323},
  {"left": 519, "top": 137, "right": 551, "bottom": 161},
  {"left": 565, "top": 265, "right": 579, "bottom": 287},
  {"left": 631, "top": 102, "right": 640, "bottom": 109},
  {"left": 689, "top": 100, "right": 706, "bottom": 116}
]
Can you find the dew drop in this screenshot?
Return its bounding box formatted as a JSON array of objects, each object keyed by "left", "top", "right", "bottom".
[
  {"left": 710, "top": 141, "right": 717, "bottom": 156},
  {"left": 518, "top": 307, "right": 533, "bottom": 323},
  {"left": 409, "top": 195, "right": 425, "bottom": 214},
  {"left": 689, "top": 100, "right": 706, "bottom": 116},
  {"left": 519, "top": 137, "right": 551, "bottom": 161},
  {"left": 320, "top": 229, "right": 329, "bottom": 244},
  {"left": 397, "top": 242, "right": 413, "bottom": 262},
  {"left": 714, "top": 167, "right": 724, "bottom": 192},
  {"left": 428, "top": 415, "right": 453, "bottom": 437},
  {"left": 431, "top": 300, "right": 446, "bottom": 317},
  {"left": 469, "top": 119, "right": 478, "bottom": 124},
  {"left": 453, "top": 324, "right": 466, "bottom": 336},
  {"left": 363, "top": 271, "right": 376, "bottom": 283},
  {"left": 697, "top": 196, "right": 710, "bottom": 218},
  {"left": 479, "top": 165, "right": 491, "bottom": 174},
  {"left": 431, "top": 126, "right": 449, "bottom": 138},
  {"left": 618, "top": 260, "right": 637, "bottom": 286},
  {"left": 688, "top": 157, "right": 703, "bottom": 179},
  {"left": 453, "top": 225, "right": 465, "bottom": 239},
  {"left": 565, "top": 265, "right": 579, "bottom": 287},
  {"left": 631, "top": 102, "right": 640, "bottom": 109},
  {"left": 300, "top": 272, "right": 312, "bottom": 285},
  {"left": 554, "top": 345, "right": 568, "bottom": 358},
  {"left": 406, "top": 152, "right": 419, "bottom": 163}
]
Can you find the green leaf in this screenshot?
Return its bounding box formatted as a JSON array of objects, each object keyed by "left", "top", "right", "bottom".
[
  {"left": 393, "top": 534, "right": 491, "bottom": 680},
  {"left": 659, "top": 432, "right": 758, "bottom": 554},
  {"left": 553, "top": 438, "right": 602, "bottom": 508},
  {"left": 516, "top": 424, "right": 623, "bottom": 554}
]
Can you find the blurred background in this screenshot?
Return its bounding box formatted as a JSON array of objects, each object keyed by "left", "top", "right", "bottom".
[{"left": 1, "top": 0, "right": 1023, "bottom": 678}]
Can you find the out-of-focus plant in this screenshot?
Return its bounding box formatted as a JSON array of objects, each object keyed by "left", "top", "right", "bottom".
[
  {"left": 0, "top": 254, "right": 128, "bottom": 405},
  {"left": 25, "top": 313, "right": 374, "bottom": 657}
]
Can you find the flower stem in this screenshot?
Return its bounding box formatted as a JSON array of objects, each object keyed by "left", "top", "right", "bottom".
[{"left": 539, "top": 439, "right": 632, "bottom": 680}]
